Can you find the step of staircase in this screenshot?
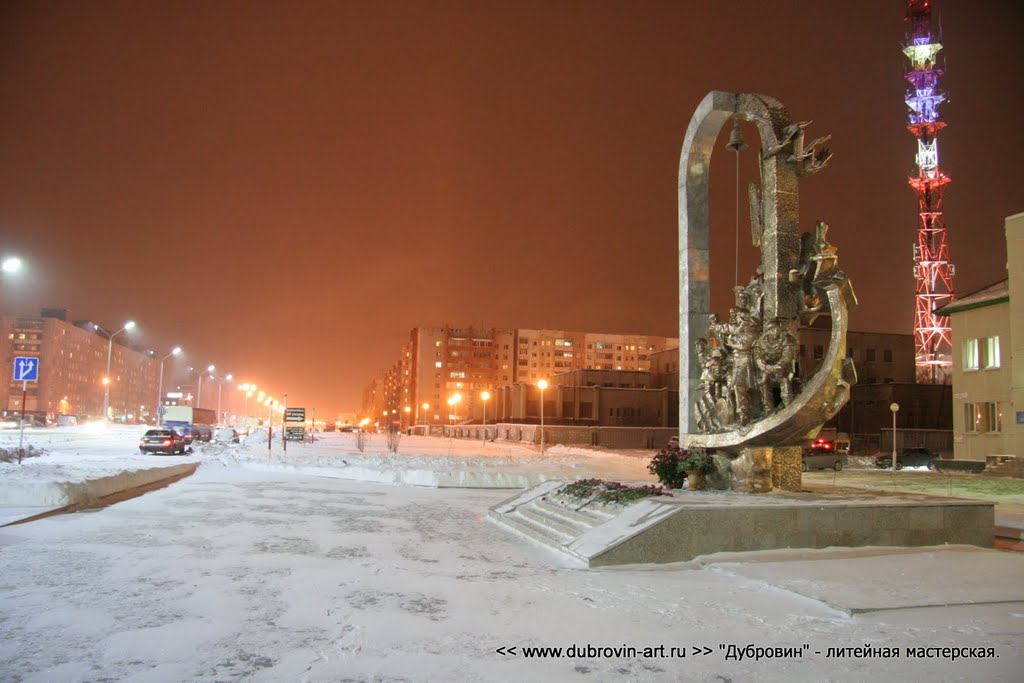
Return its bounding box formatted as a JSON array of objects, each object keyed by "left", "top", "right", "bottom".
[{"left": 983, "top": 457, "right": 1024, "bottom": 478}]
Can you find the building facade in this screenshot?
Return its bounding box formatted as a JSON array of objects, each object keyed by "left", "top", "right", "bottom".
[
  {"left": 493, "top": 368, "right": 676, "bottom": 428},
  {"left": 932, "top": 212, "right": 1024, "bottom": 462},
  {"left": 363, "top": 325, "right": 678, "bottom": 425},
  {"left": 1, "top": 309, "right": 160, "bottom": 422}
]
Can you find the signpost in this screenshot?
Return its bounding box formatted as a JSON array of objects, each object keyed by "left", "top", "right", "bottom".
[
  {"left": 284, "top": 405, "right": 306, "bottom": 445},
  {"left": 12, "top": 357, "right": 39, "bottom": 464}
]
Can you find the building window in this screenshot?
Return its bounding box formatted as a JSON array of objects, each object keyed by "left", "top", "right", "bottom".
[
  {"left": 865, "top": 348, "right": 876, "bottom": 362},
  {"left": 883, "top": 349, "right": 893, "bottom": 363},
  {"left": 813, "top": 345, "right": 823, "bottom": 360},
  {"left": 847, "top": 347, "right": 854, "bottom": 358},
  {"left": 988, "top": 402, "right": 1003, "bottom": 432},
  {"left": 963, "top": 338, "right": 979, "bottom": 371},
  {"left": 958, "top": 401, "right": 974, "bottom": 432},
  {"left": 983, "top": 336, "right": 1001, "bottom": 369}
]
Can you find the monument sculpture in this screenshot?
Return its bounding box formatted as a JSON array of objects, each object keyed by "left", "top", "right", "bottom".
[{"left": 678, "top": 92, "right": 857, "bottom": 492}]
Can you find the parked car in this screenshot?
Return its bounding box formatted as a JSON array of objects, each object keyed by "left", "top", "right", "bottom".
[
  {"left": 875, "top": 447, "right": 940, "bottom": 470},
  {"left": 138, "top": 429, "right": 187, "bottom": 455},
  {"left": 802, "top": 446, "right": 845, "bottom": 471},
  {"left": 55, "top": 415, "right": 79, "bottom": 427},
  {"left": 214, "top": 427, "right": 240, "bottom": 444}
]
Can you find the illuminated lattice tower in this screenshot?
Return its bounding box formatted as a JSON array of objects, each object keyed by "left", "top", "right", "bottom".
[{"left": 904, "top": 0, "right": 954, "bottom": 384}]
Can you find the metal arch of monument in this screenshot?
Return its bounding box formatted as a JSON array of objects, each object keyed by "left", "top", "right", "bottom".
[{"left": 677, "top": 91, "right": 858, "bottom": 492}]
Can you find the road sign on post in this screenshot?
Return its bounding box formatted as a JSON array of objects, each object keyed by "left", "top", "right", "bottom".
[
  {"left": 13, "top": 357, "right": 39, "bottom": 382},
  {"left": 285, "top": 407, "right": 305, "bottom": 423},
  {"left": 12, "top": 357, "right": 39, "bottom": 464},
  {"left": 285, "top": 426, "right": 306, "bottom": 442}
]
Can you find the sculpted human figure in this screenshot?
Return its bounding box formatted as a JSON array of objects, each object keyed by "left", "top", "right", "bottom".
[
  {"left": 755, "top": 318, "right": 798, "bottom": 411},
  {"left": 725, "top": 307, "right": 760, "bottom": 425}
]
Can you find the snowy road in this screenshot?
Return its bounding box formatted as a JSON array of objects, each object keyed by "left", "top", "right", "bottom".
[{"left": 1, "top": 466, "right": 1021, "bottom": 682}]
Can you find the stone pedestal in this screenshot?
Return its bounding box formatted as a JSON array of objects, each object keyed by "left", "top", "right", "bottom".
[
  {"left": 771, "top": 446, "right": 803, "bottom": 492},
  {"left": 728, "top": 446, "right": 803, "bottom": 492},
  {"left": 730, "top": 447, "right": 774, "bottom": 493}
]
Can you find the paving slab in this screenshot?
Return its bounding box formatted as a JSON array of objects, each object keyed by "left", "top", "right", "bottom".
[{"left": 706, "top": 545, "right": 1024, "bottom": 615}]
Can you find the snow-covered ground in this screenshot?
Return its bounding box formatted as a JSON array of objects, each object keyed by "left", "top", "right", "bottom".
[{"left": 0, "top": 425, "right": 1022, "bottom": 681}]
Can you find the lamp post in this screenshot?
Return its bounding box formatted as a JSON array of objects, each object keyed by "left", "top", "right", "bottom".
[
  {"left": 403, "top": 405, "right": 411, "bottom": 432},
  {"left": 890, "top": 402, "right": 900, "bottom": 470},
  {"left": 196, "top": 364, "right": 214, "bottom": 409},
  {"left": 96, "top": 320, "right": 135, "bottom": 420},
  {"left": 156, "top": 346, "right": 182, "bottom": 425},
  {"left": 216, "top": 373, "right": 233, "bottom": 425},
  {"left": 421, "top": 402, "right": 430, "bottom": 425},
  {"left": 537, "top": 379, "right": 548, "bottom": 456},
  {"left": 447, "top": 393, "right": 462, "bottom": 436},
  {"left": 267, "top": 398, "right": 274, "bottom": 451},
  {"left": 480, "top": 390, "right": 490, "bottom": 445}
]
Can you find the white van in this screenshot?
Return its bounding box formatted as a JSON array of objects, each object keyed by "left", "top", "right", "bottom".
[{"left": 55, "top": 415, "right": 78, "bottom": 427}]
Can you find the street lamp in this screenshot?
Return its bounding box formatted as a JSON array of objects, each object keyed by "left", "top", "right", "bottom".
[
  {"left": 156, "top": 346, "right": 182, "bottom": 425},
  {"left": 537, "top": 379, "right": 549, "bottom": 456},
  {"left": 215, "top": 373, "right": 233, "bottom": 425},
  {"left": 422, "top": 402, "right": 430, "bottom": 424},
  {"left": 2, "top": 256, "right": 23, "bottom": 274},
  {"left": 480, "top": 390, "right": 491, "bottom": 445},
  {"left": 447, "top": 393, "right": 462, "bottom": 433},
  {"left": 96, "top": 320, "right": 135, "bottom": 420},
  {"left": 196, "top": 364, "right": 215, "bottom": 409},
  {"left": 403, "top": 405, "right": 411, "bottom": 431},
  {"left": 890, "top": 402, "right": 900, "bottom": 470}
]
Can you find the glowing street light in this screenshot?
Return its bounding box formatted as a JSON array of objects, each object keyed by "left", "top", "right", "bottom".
[
  {"left": 156, "top": 346, "right": 182, "bottom": 425},
  {"left": 215, "top": 373, "right": 234, "bottom": 425},
  {"left": 2, "top": 256, "right": 23, "bottom": 274},
  {"left": 537, "top": 379, "right": 549, "bottom": 456},
  {"left": 480, "top": 390, "right": 491, "bottom": 446},
  {"left": 96, "top": 320, "right": 136, "bottom": 420},
  {"left": 447, "top": 393, "right": 462, "bottom": 442},
  {"left": 196, "top": 364, "right": 215, "bottom": 409}
]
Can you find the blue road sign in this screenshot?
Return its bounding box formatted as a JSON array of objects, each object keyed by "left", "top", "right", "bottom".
[{"left": 12, "top": 356, "right": 39, "bottom": 382}]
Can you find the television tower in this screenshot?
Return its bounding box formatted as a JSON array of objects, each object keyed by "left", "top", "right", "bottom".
[{"left": 904, "top": 0, "right": 954, "bottom": 384}]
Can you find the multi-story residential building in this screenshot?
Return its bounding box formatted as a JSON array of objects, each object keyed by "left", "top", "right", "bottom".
[
  {"left": 1, "top": 309, "right": 159, "bottom": 422},
  {"left": 363, "top": 325, "right": 678, "bottom": 424}
]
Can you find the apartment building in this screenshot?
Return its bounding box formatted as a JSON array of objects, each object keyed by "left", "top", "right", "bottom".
[
  {"left": 1, "top": 309, "right": 159, "bottom": 421},
  {"left": 363, "top": 325, "right": 678, "bottom": 424}
]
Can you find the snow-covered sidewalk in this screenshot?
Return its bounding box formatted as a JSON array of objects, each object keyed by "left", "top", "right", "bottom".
[{"left": 0, "top": 425, "right": 657, "bottom": 523}]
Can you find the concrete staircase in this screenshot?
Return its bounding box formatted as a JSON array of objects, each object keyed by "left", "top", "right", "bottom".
[
  {"left": 487, "top": 481, "right": 616, "bottom": 563},
  {"left": 983, "top": 456, "right": 1024, "bottom": 478}
]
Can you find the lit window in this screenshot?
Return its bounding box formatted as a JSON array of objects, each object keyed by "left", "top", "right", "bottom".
[
  {"left": 435, "top": 361, "right": 442, "bottom": 368},
  {"left": 962, "top": 339, "right": 979, "bottom": 371},
  {"left": 964, "top": 403, "right": 976, "bottom": 432},
  {"left": 983, "top": 337, "right": 1001, "bottom": 369}
]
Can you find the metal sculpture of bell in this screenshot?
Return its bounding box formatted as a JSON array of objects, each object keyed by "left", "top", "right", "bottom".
[{"left": 726, "top": 120, "right": 747, "bottom": 152}]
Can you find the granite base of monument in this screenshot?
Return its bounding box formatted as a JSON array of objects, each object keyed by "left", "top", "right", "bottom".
[{"left": 488, "top": 480, "right": 995, "bottom": 568}]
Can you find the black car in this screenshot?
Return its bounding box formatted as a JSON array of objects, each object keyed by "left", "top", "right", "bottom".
[
  {"left": 138, "top": 429, "right": 188, "bottom": 455},
  {"left": 875, "top": 447, "right": 939, "bottom": 470}
]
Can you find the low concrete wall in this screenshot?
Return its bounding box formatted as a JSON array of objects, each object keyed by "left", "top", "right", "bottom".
[
  {"left": 591, "top": 501, "right": 995, "bottom": 567},
  {"left": 0, "top": 463, "right": 199, "bottom": 507},
  {"left": 450, "top": 423, "right": 676, "bottom": 450}
]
